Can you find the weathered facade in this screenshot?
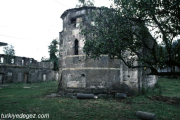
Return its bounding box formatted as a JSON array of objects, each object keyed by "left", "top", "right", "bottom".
[
  {"left": 0, "top": 54, "right": 58, "bottom": 84},
  {"left": 58, "top": 6, "right": 157, "bottom": 95}
]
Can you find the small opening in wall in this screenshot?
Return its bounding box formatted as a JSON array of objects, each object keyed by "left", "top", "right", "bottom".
[
  {"left": 11, "top": 58, "right": 14, "bottom": 64},
  {"left": 22, "top": 59, "right": 24, "bottom": 65},
  {"left": 43, "top": 74, "right": 46, "bottom": 81},
  {"left": 75, "top": 39, "right": 79, "bottom": 55},
  {"left": 0, "top": 57, "right": 4, "bottom": 63},
  {"left": 30, "top": 59, "right": 33, "bottom": 65},
  {"left": 81, "top": 74, "right": 85, "bottom": 77},
  {"left": 71, "top": 18, "right": 76, "bottom": 27}
]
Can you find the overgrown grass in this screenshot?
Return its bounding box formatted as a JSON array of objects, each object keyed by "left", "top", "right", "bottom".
[
  {"left": 0, "top": 78, "right": 180, "bottom": 120},
  {"left": 158, "top": 78, "right": 180, "bottom": 97}
]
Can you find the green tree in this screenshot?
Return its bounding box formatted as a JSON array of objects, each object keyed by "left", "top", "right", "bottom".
[
  {"left": 48, "top": 39, "right": 59, "bottom": 70},
  {"left": 3, "top": 45, "right": 15, "bottom": 64},
  {"left": 41, "top": 56, "right": 49, "bottom": 62},
  {"left": 81, "top": 0, "right": 180, "bottom": 75},
  {"left": 76, "top": 0, "right": 94, "bottom": 7}
]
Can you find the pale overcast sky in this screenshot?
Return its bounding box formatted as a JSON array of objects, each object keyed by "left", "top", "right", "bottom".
[{"left": 0, "top": 0, "right": 112, "bottom": 61}]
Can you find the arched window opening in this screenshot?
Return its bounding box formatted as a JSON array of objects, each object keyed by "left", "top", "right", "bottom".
[{"left": 75, "top": 39, "right": 79, "bottom": 55}]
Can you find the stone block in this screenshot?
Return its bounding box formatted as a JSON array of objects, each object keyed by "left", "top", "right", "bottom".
[
  {"left": 73, "top": 57, "right": 79, "bottom": 64},
  {"left": 136, "top": 111, "right": 156, "bottom": 120},
  {"left": 77, "top": 93, "right": 94, "bottom": 99}
]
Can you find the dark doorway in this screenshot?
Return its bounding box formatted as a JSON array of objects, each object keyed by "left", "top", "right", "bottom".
[
  {"left": 24, "top": 73, "right": 28, "bottom": 83},
  {"left": 0, "top": 73, "right": 4, "bottom": 84},
  {"left": 75, "top": 39, "right": 79, "bottom": 55}
]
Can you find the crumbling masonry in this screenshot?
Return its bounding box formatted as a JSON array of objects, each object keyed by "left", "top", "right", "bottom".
[
  {"left": 0, "top": 54, "right": 58, "bottom": 84},
  {"left": 58, "top": 6, "right": 157, "bottom": 95}
]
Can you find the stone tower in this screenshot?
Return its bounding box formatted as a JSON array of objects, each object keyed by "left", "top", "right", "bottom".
[{"left": 58, "top": 6, "right": 157, "bottom": 95}]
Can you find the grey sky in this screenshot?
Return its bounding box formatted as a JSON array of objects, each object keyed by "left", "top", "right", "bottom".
[{"left": 0, "top": 0, "right": 112, "bottom": 61}]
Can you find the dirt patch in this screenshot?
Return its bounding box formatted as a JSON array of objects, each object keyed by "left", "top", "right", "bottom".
[
  {"left": 46, "top": 93, "right": 61, "bottom": 98},
  {"left": 149, "top": 95, "right": 180, "bottom": 106},
  {"left": 23, "top": 86, "right": 31, "bottom": 89}
]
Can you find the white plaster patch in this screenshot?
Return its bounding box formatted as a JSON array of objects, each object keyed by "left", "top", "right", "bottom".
[
  {"left": 79, "top": 40, "right": 85, "bottom": 47},
  {"left": 72, "top": 29, "right": 79, "bottom": 35},
  {"left": 76, "top": 17, "right": 82, "bottom": 23}
]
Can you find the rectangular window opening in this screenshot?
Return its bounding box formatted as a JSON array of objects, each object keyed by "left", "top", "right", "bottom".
[
  {"left": 43, "top": 74, "right": 46, "bottom": 81},
  {"left": 22, "top": 59, "right": 24, "bottom": 65},
  {"left": 30, "top": 59, "right": 33, "bottom": 65},
  {"left": 71, "top": 18, "right": 76, "bottom": 27},
  {"left": 11, "top": 59, "right": 14, "bottom": 64},
  {"left": 0, "top": 57, "right": 4, "bottom": 63}
]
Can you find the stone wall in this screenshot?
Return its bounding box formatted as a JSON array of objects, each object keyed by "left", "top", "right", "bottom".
[
  {"left": 0, "top": 54, "right": 53, "bottom": 69},
  {"left": 58, "top": 6, "right": 157, "bottom": 95},
  {"left": 0, "top": 54, "right": 58, "bottom": 84}
]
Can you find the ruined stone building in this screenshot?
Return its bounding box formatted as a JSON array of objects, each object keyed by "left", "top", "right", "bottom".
[
  {"left": 58, "top": 6, "right": 157, "bottom": 95},
  {"left": 0, "top": 54, "right": 58, "bottom": 84}
]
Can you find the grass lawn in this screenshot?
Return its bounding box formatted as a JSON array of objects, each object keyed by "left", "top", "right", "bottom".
[
  {"left": 158, "top": 78, "right": 180, "bottom": 98},
  {"left": 0, "top": 78, "right": 180, "bottom": 120}
]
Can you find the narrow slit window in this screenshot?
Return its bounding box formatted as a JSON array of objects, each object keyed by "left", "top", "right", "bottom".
[{"left": 75, "top": 39, "right": 79, "bottom": 55}]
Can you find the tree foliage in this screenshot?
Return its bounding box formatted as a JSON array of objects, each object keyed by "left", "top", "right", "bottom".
[
  {"left": 41, "top": 39, "right": 59, "bottom": 70},
  {"left": 76, "top": 0, "right": 94, "bottom": 7},
  {"left": 3, "top": 45, "right": 15, "bottom": 64},
  {"left": 41, "top": 56, "right": 49, "bottom": 62},
  {"left": 80, "top": 0, "right": 180, "bottom": 75},
  {"left": 49, "top": 39, "right": 59, "bottom": 70}
]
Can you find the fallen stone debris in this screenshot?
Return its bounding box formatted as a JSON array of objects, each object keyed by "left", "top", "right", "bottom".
[{"left": 136, "top": 111, "right": 156, "bottom": 120}]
